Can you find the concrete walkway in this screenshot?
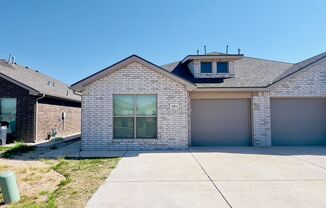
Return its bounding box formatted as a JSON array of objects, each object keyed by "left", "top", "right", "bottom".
[
  {"left": 39, "top": 141, "right": 82, "bottom": 158},
  {"left": 86, "top": 147, "right": 326, "bottom": 208},
  {"left": 36, "top": 141, "right": 126, "bottom": 158}
]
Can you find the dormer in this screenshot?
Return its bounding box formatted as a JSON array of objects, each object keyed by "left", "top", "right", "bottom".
[{"left": 181, "top": 53, "right": 243, "bottom": 79}]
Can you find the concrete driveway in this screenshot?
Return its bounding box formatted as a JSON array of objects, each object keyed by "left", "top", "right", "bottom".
[{"left": 86, "top": 147, "right": 326, "bottom": 208}]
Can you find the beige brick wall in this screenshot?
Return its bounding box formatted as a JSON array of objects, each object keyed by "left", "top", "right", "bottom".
[
  {"left": 270, "top": 58, "right": 326, "bottom": 97},
  {"left": 253, "top": 58, "right": 326, "bottom": 146},
  {"left": 80, "top": 57, "right": 325, "bottom": 149},
  {"left": 82, "top": 62, "right": 189, "bottom": 151},
  {"left": 252, "top": 92, "right": 272, "bottom": 146},
  {"left": 37, "top": 103, "right": 81, "bottom": 141}
]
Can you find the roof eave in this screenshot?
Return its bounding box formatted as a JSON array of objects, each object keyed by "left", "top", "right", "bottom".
[
  {"left": 181, "top": 54, "right": 244, "bottom": 64},
  {"left": 267, "top": 52, "right": 326, "bottom": 89},
  {"left": 0, "top": 73, "right": 40, "bottom": 96},
  {"left": 43, "top": 94, "right": 81, "bottom": 103},
  {"left": 194, "top": 86, "right": 268, "bottom": 92}
]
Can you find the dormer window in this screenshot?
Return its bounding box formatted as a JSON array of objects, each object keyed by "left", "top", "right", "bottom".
[
  {"left": 200, "top": 62, "right": 212, "bottom": 73},
  {"left": 217, "top": 62, "right": 229, "bottom": 73},
  {"left": 184, "top": 54, "right": 241, "bottom": 78}
]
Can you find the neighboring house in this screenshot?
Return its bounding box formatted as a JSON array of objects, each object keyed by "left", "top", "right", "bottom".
[
  {"left": 71, "top": 52, "right": 326, "bottom": 151},
  {"left": 0, "top": 59, "right": 81, "bottom": 143}
]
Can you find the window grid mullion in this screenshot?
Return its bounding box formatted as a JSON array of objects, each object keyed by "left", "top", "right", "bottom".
[
  {"left": 134, "top": 95, "right": 137, "bottom": 139},
  {"left": 113, "top": 115, "right": 156, "bottom": 118},
  {"left": 113, "top": 95, "right": 157, "bottom": 139}
]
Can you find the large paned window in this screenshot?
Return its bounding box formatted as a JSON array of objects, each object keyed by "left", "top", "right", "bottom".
[
  {"left": 113, "top": 95, "right": 157, "bottom": 139},
  {"left": 0, "top": 98, "right": 17, "bottom": 133}
]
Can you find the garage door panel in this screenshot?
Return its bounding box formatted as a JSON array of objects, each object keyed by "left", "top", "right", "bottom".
[
  {"left": 271, "top": 98, "right": 326, "bottom": 146},
  {"left": 191, "top": 99, "right": 251, "bottom": 146}
]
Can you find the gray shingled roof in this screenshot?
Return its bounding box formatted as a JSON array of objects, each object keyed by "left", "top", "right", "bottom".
[
  {"left": 213, "top": 56, "right": 293, "bottom": 87},
  {"left": 162, "top": 55, "right": 294, "bottom": 87},
  {"left": 271, "top": 52, "right": 326, "bottom": 84},
  {"left": 0, "top": 60, "right": 80, "bottom": 102},
  {"left": 161, "top": 61, "right": 180, "bottom": 72}
]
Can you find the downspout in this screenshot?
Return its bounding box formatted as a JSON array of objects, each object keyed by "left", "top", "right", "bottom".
[
  {"left": 35, "top": 94, "right": 45, "bottom": 142},
  {"left": 73, "top": 90, "right": 83, "bottom": 145}
]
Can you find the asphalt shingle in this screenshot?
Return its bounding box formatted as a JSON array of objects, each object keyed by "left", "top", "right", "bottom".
[
  {"left": 0, "top": 60, "right": 80, "bottom": 101},
  {"left": 272, "top": 52, "right": 326, "bottom": 84},
  {"left": 161, "top": 56, "right": 293, "bottom": 87}
]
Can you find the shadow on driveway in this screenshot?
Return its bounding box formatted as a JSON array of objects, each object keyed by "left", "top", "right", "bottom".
[{"left": 121, "top": 146, "right": 326, "bottom": 158}]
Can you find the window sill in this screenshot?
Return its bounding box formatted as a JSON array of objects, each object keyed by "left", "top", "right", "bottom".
[{"left": 113, "top": 138, "right": 158, "bottom": 140}]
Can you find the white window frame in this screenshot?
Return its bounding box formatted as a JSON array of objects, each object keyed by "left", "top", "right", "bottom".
[{"left": 113, "top": 94, "right": 157, "bottom": 139}]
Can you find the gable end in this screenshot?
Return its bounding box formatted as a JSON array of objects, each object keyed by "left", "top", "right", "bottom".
[{"left": 71, "top": 55, "right": 195, "bottom": 92}]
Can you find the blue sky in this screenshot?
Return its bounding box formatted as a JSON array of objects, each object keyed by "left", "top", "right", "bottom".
[{"left": 1, "top": 0, "right": 325, "bottom": 84}]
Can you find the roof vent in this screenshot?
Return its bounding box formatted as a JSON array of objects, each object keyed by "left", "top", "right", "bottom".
[
  {"left": 7, "top": 54, "right": 15, "bottom": 65},
  {"left": 238, "top": 48, "right": 241, "bottom": 55},
  {"left": 204, "top": 45, "right": 207, "bottom": 54},
  {"left": 226, "top": 45, "right": 229, "bottom": 54}
]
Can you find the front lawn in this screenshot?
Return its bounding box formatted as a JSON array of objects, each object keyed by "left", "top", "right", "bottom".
[
  {"left": 0, "top": 143, "right": 36, "bottom": 158},
  {"left": 0, "top": 158, "right": 119, "bottom": 208}
]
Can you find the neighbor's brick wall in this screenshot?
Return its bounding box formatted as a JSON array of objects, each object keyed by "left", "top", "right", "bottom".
[
  {"left": 252, "top": 92, "right": 272, "bottom": 146},
  {"left": 37, "top": 98, "right": 81, "bottom": 142},
  {"left": 82, "top": 62, "right": 189, "bottom": 151},
  {"left": 270, "top": 57, "right": 326, "bottom": 97},
  {"left": 189, "top": 60, "right": 235, "bottom": 78},
  {"left": 0, "top": 76, "right": 36, "bottom": 143}
]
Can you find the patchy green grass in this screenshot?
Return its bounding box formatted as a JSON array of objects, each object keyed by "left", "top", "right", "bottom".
[
  {"left": 0, "top": 146, "right": 11, "bottom": 153},
  {"left": 1, "top": 195, "right": 54, "bottom": 208},
  {"left": 49, "top": 159, "right": 119, "bottom": 208},
  {"left": 1, "top": 143, "right": 36, "bottom": 158},
  {"left": 0, "top": 160, "right": 63, "bottom": 208},
  {"left": 1, "top": 158, "right": 120, "bottom": 208},
  {"left": 52, "top": 138, "right": 64, "bottom": 142}
]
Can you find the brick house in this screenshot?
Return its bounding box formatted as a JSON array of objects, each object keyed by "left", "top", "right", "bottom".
[
  {"left": 0, "top": 59, "right": 81, "bottom": 143},
  {"left": 71, "top": 52, "right": 326, "bottom": 151}
]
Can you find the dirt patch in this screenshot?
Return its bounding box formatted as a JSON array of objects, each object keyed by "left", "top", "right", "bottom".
[
  {"left": 0, "top": 158, "right": 119, "bottom": 208},
  {"left": 0, "top": 159, "right": 64, "bottom": 206}
]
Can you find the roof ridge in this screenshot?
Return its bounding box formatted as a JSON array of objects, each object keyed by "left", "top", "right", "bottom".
[
  {"left": 270, "top": 52, "right": 326, "bottom": 85},
  {"left": 71, "top": 54, "right": 195, "bottom": 91},
  {"left": 243, "top": 56, "right": 293, "bottom": 65},
  {"left": 161, "top": 54, "right": 293, "bottom": 69},
  {"left": 0, "top": 59, "right": 80, "bottom": 101},
  {"left": 160, "top": 60, "right": 180, "bottom": 67},
  {"left": 207, "top": 52, "right": 293, "bottom": 64},
  {"left": 12, "top": 62, "right": 72, "bottom": 87},
  {"left": 293, "top": 52, "right": 326, "bottom": 65}
]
